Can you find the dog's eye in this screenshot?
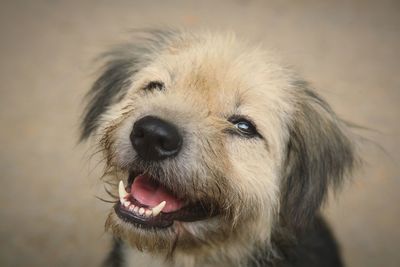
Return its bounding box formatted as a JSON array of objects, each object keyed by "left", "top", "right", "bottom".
[
  {"left": 235, "top": 121, "right": 258, "bottom": 137},
  {"left": 144, "top": 81, "right": 164, "bottom": 91},
  {"left": 228, "top": 116, "right": 260, "bottom": 138}
]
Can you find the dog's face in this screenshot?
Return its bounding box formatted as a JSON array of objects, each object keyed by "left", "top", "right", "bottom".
[{"left": 82, "top": 30, "right": 354, "bottom": 264}]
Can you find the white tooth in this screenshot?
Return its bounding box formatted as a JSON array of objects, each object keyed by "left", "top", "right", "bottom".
[
  {"left": 145, "top": 209, "right": 152, "bottom": 217},
  {"left": 139, "top": 208, "right": 145, "bottom": 215},
  {"left": 123, "top": 201, "right": 130, "bottom": 208},
  {"left": 118, "top": 180, "right": 128, "bottom": 204},
  {"left": 129, "top": 205, "right": 135, "bottom": 212},
  {"left": 134, "top": 206, "right": 139, "bottom": 213},
  {"left": 151, "top": 201, "right": 166, "bottom": 217}
]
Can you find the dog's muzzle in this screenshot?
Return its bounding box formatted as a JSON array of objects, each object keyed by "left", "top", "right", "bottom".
[{"left": 114, "top": 116, "right": 218, "bottom": 229}]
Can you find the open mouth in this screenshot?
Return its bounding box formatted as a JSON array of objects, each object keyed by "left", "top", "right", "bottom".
[{"left": 115, "top": 173, "right": 217, "bottom": 229}]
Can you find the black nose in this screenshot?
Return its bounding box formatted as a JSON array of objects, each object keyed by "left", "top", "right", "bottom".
[{"left": 130, "top": 116, "right": 182, "bottom": 161}]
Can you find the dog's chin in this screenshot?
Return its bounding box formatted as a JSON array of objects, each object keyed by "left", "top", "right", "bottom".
[
  {"left": 107, "top": 209, "right": 226, "bottom": 254},
  {"left": 106, "top": 170, "right": 263, "bottom": 256}
]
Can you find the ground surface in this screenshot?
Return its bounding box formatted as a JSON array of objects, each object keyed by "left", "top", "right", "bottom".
[{"left": 0, "top": 1, "right": 399, "bottom": 266}]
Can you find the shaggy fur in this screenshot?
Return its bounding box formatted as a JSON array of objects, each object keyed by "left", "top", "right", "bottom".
[{"left": 81, "top": 29, "right": 356, "bottom": 267}]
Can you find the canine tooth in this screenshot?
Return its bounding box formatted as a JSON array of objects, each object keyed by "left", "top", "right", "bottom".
[
  {"left": 118, "top": 180, "right": 128, "bottom": 204},
  {"left": 145, "top": 209, "right": 152, "bottom": 217},
  {"left": 151, "top": 201, "right": 166, "bottom": 216},
  {"left": 139, "top": 208, "right": 145, "bottom": 215}
]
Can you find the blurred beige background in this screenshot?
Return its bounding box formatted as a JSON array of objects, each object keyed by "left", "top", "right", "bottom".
[{"left": 0, "top": 0, "right": 399, "bottom": 266}]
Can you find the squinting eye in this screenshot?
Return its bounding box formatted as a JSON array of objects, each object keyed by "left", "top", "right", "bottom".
[
  {"left": 228, "top": 116, "right": 260, "bottom": 138},
  {"left": 144, "top": 81, "right": 164, "bottom": 91}
]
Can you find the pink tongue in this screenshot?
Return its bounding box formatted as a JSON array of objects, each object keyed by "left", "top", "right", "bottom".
[{"left": 131, "top": 175, "right": 183, "bottom": 213}]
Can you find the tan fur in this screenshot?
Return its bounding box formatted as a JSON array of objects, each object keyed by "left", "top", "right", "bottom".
[{"left": 90, "top": 31, "right": 341, "bottom": 267}]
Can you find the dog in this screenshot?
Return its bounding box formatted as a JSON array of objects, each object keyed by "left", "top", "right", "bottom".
[{"left": 81, "top": 29, "right": 356, "bottom": 267}]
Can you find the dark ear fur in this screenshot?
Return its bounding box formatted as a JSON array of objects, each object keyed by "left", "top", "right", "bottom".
[
  {"left": 80, "top": 29, "right": 176, "bottom": 140},
  {"left": 281, "top": 81, "right": 355, "bottom": 229}
]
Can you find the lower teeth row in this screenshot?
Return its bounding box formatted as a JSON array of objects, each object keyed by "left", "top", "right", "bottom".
[{"left": 122, "top": 200, "right": 153, "bottom": 217}]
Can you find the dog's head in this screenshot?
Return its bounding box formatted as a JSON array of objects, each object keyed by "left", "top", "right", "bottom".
[{"left": 82, "top": 30, "right": 355, "bottom": 264}]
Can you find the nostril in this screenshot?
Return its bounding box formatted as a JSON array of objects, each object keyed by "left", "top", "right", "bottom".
[{"left": 160, "top": 135, "right": 181, "bottom": 152}]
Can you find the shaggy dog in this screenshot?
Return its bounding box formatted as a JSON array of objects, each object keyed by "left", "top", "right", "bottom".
[{"left": 81, "top": 30, "right": 356, "bottom": 267}]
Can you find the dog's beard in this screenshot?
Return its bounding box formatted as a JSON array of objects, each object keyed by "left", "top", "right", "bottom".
[
  {"left": 105, "top": 205, "right": 270, "bottom": 267},
  {"left": 105, "top": 211, "right": 232, "bottom": 255},
  {"left": 100, "top": 159, "right": 230, "bottom": 252},
  {"left": 100, "top": 157, "right": 272, "bottom": 265}
]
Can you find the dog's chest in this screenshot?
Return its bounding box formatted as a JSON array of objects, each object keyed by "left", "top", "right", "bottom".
[
  {"left": 123, "top": 247, "right": 232, "bottom": 267},
  {"left": 124, "top": 249, "right": 165, "bottom": 267}
]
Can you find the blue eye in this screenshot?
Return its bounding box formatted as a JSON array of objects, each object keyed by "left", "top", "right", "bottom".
[
  {"left": 236, "top": 121, "right": 252, "bottom": 132},
  {"left": 228, "top": 116, "right": 259, "bottom": 138}
]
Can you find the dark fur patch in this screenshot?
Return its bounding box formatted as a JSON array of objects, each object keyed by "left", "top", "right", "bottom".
[
  {"left": 103, "top": 238, "right": 124, "bottom": 267},
  {"left": 80, "top": 29, "right": 177, "bottom": 140},
  {"left": 249, "top": 215, "right": 343, "bottom": 267},
  {"left": 281, "top": 80, "right": 355, "bottom": 229}
]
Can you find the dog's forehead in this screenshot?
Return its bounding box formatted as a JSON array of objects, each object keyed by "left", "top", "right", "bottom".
[
  {"left": 175, "top": 58, "right": 239, "bottom": 112},
  {"left": 153, "top": 39, "right": 293, "bottom": 117}
]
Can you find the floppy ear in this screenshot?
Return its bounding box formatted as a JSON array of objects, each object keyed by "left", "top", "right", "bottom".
[
  {"left": 80, "top": 29, "right": 176, "bottom": 140},
  {"left": 80, "top": 51, "right": 138, "bottom": 140},
  {"left": 281, "top": 81, "right": 355, "bottom": 229}
]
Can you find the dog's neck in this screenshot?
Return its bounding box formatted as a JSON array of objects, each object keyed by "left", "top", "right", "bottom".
[{"left": 121, "top": 241, "right": 274, "bottom": 267}]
